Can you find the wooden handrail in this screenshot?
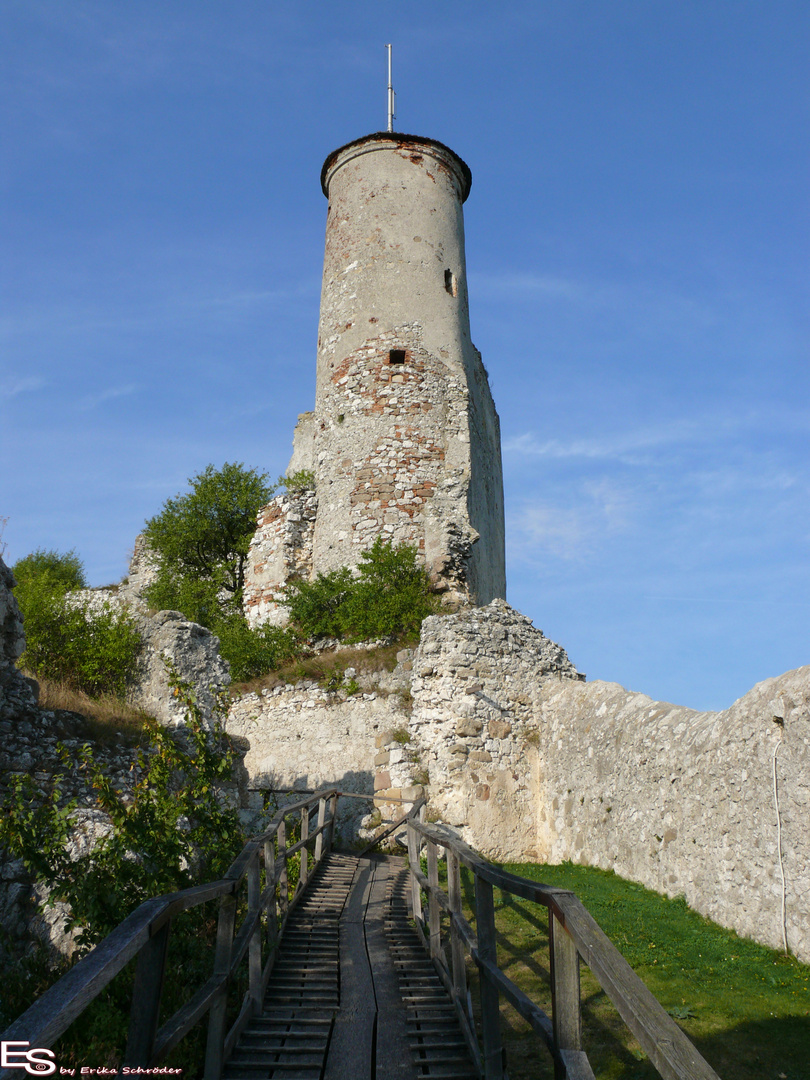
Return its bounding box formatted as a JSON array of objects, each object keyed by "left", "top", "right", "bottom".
[
  {"left": 0, "top": 788, "right": 340, "bottom": 1080},
  {"left": 406, "top": 820, "right": 721, "bottom": 1080}
]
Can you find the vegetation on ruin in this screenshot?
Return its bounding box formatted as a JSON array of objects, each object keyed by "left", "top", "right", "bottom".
[
  {"left": 143, "top": 461, "right": 275, "bottom": 601},
  {"left": 284, "top": 535, "right": 438, "bottom": 643},
  {"left": 34, "top": 677, "right": 155, "bottom": 744},
  {"left": 450, "top": 860, "right": 810, "bottom": 1080},
  {"left": 0, "top": 678, "right": 247, "bottom": 1074},
  {"left": 142, "top": 459, "right": 435, "bottom": 680},
  {"left": 12, "top": 549, "right": 142, "bottom": 698}
]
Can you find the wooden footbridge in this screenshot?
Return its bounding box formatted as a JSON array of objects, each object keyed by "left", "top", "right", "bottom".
[{"left": 1, "top": 789, "right": 721, "bottom": 1080}]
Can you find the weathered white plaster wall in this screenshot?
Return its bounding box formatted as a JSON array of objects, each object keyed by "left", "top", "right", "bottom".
[
  {"left": 534, "top": 672, "right": 810, "bottom": 962},
  {"left": 226, "top": 670, "right": 413, "bottom": 845}
]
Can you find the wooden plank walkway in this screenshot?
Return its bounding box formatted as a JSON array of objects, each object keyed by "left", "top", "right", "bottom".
[{"left": 222, "top": 853, "right": 477, "bottom": 1080}]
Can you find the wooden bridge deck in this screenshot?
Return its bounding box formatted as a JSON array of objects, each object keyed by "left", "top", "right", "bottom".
[{"left": 222, "top": 852, "right": 477, "bottom": 1080}]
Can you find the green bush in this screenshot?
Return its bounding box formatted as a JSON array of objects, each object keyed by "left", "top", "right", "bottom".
[
  {"left": 215, "top": 616, "right": 300, "bottom": 682},
  {"left": 12, "top": 548, "right": 86, "bottom": 593},
  {"left": 12, "top": 550, "right": 142, "bottom": 698},
  {"left": 284, "top": 538, "right": 437, "bottom": 643},
  {"left": 284, "top": 566, "right": 355, "bottom": 640},
  {"left": 278, "top": 469, "right": 315, "bottom": 493},
  {"left": 0, "top": 676, "right": 244, "bottom": 950}
]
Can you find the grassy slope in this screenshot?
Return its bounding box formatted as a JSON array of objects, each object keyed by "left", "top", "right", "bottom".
[{"left": 459, "top": 862, "right": 809, "bottom": 1080}]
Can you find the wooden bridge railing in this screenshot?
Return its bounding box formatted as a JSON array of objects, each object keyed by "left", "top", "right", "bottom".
[
  {"left": 406, "top": 820, "right": 721, "bottom": 1080},
  {"left": 0, "top": 788, "right": 339, "bottom": 1080}
]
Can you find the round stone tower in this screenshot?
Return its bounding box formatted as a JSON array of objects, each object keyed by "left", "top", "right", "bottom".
[{"left": 245, "top": 131, "right": 505, "bottom": 624}]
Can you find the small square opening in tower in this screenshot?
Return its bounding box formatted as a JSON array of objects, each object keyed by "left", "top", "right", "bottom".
[
  {"left": 444, "top": 269, "right": 458, "bottom": 297},
  {"left": 389, "top": 349, "right": 406, "bottom": 364}
]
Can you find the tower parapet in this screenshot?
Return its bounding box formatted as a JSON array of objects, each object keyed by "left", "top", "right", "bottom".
[{"left": 244, "top": 132, "right": 505, "bottom": 624}]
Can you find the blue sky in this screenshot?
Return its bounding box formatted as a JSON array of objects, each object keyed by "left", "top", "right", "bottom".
[{"left": 2, "top": 1, "right": 807, "bottom": 711}]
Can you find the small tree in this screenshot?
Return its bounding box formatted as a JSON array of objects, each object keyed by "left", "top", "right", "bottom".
[{"left": 144, "top": 462, "right": 275, "bottom": 606}]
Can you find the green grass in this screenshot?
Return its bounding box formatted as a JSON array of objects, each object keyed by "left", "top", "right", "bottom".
[{"left": 454, "top": 861, "right": 810, "bottom": 1080}]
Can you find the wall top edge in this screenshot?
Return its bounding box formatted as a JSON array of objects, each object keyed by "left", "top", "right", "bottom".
[{"left": 321, "top": 132, "right": 472, "bottom": 203}]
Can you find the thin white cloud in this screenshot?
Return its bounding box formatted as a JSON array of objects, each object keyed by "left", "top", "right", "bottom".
[
  {"left": 0, "top": 376, "right": 46, "bottom": 399},
  {"left": 503, "top": 420, "right": 701, "bottom": 464},
  {"left": 78, "top": 384, "right": 138, "bottom": 411},
  {"left": 508, "top": 479, "right": 634, "bottom": 562}
]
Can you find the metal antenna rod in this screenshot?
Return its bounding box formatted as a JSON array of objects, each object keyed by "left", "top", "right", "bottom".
[{"left": 386, "top": 44, "right": 395, "bottom": 132}]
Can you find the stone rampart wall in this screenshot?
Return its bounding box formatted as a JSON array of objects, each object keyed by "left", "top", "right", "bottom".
[
  {"left": 226, "top": 668, "right": 413, "bottom": 846},
  {"left": 404, "top": 604, "right": 810, "bottom": 963},
  {"left": 534, "top": 672, "right": 810, "bottom": 961}
]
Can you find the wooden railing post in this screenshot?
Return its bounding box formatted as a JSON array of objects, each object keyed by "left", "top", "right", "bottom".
[
  {"left": 327, "top": 792, "right": 337, "bottom": 852},
  {"left": 314, "top": 795, "right": 327, "bottom": 864},
  {"left": 277, "top": 819, "right": 289, "bottom": 920},
  {"left": 406, "top": 821, "right": 423, "bottom": 925},
  {"left": 247, "top": 855, "right": 262, "bottom": 1012},
  {"left": 299, "top": 805, "right": 310, "bottom": 890},
  {"left": 550, "top": 910, "right": 583, "bottom": 1079},
  {"left": 204, "top": 892, "right": 237, "bottom": 1080},
  {"left": 446, "top": 848, "right": 469, "bottom": 1018},
  {"left": 427, "top": 839, "right": 441, "bottom": 960},
  {"left": 124, "top": 918, "right": 170, "bottom": 1067},
  {"left": 475, "top": 874, "right": 504, "bottom": 1080},
  {"left": 264, "top": 838, "right": 278, "bottom": 957}
]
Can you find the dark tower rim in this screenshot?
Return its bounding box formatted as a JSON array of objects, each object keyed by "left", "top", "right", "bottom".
[{"left": 321, "top": 132, "right": 472, "bottom": 203}]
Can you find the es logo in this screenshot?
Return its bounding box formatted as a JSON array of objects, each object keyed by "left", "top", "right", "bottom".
[{"left": 0, "top": 1043, "right": 57, "bottom": 1075}]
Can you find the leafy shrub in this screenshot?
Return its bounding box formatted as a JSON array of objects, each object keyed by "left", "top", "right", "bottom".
[
  {"left": 284, "top": 566, "right": 355, "bottom": 639},
  {"left": 0, "top": 675, "right": 244, "bottom": 950},
  {"left": 12, "top": 551, "right": 142, "bottom": 698},
  {"left": 0, "top": 678, "right": 245, "bottom": 1072},
  {"left": 278, "top": 469, "right": 315, "bottom": 492},
  {"left": 12, "top": 548, "right": 86, "bottom": 593},
  {"left": 214, "top": 616, "right": 300, "bottom": 682},
  {"left": 284, "top": 538, "right": 437, "bottom": 643}
]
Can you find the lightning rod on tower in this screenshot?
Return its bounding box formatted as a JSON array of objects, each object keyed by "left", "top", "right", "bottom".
[{"left": 386, "top": 44, "right": 395, "bottom": 132}]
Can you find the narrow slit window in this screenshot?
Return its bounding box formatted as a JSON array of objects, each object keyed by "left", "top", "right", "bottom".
[
  {"left": 444, "top": 269, "right": 458, "bottom": 296},
  {"left": 389, "top": 349, "right": 406, "bottom": 364}
]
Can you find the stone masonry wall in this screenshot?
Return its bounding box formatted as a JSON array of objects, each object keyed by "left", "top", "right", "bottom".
[
  {"left": 534, "top": 671, "right": 810, "bottom": 962},
  {"left": 306, "top": 323, "right": 480, "bottom": 599},
  {"left": 226, "top": 663, "right": 414, "bottom": 846},
  {"left": 408, "top": 600, "right": 583, "bottom": 860},
  {"left": 401, "top": 602, "right": 810, "bottom": 963},
  {"left": 243, "top": 490, "right": 317, "bottom": 627}
]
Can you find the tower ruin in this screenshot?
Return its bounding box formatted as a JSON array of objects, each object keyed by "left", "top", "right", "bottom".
[{"left": 244, "top": 132, "right": 505, "bottom": 626}]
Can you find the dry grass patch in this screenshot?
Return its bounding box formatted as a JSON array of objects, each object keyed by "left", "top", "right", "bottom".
[
  {"left": 231, "top": 641, "right": 405, "bottom": 697},
  {"left": 35, "top": 677, "right": 153, "bottom": 745}
]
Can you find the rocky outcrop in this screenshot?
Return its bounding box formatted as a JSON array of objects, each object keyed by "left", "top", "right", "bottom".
[{"left": 128, "top": 609, "right": 230, "bottom": 728}]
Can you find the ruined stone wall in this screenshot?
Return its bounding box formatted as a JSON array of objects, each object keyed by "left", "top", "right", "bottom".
[
  {"left": 226, "top": 663, "right": 414, "bottom": 846},
  {"left": 407, "top": 600, "right": 582, "bottom": 860},
  {"left": 533, "top": 672, "right": 810, "bottom": 962},
  {"left": 243, "top": 490, "right": 317, "bottom": 627},
  {"left": 399, "top": 603, "right": 810, "bottom": 963}
]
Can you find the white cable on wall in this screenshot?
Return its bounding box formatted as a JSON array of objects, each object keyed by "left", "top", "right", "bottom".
[{"left": 772, "top": 733, "right": 788, "bottom": 954}]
